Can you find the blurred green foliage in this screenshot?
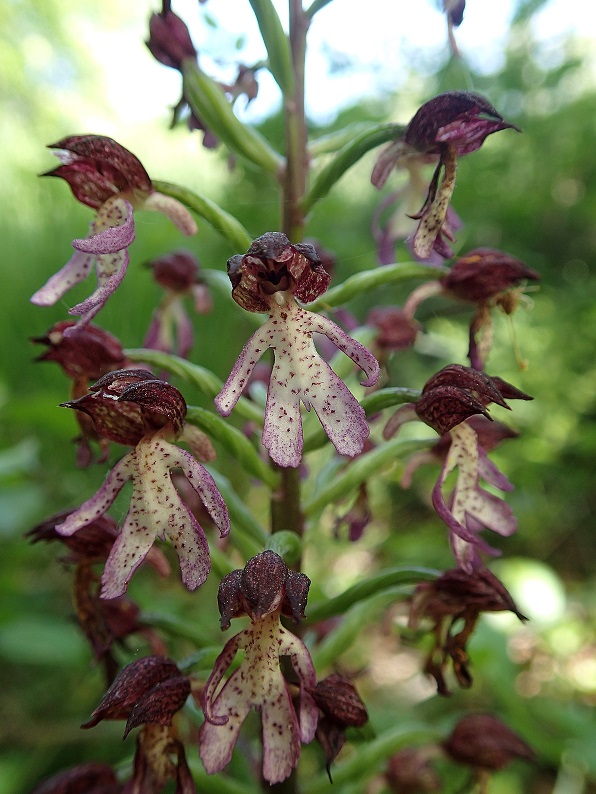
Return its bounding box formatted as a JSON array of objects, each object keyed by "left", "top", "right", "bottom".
[{"left": 1, "top": 1, "right": 596, "bottom": 793}]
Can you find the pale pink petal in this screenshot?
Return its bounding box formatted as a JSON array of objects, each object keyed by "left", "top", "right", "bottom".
[
  {"left": 199, "top": 668, "right": 252, "bottom": 774},
  {"left": 30, "top": 249, "right": 94, "bottom": 306},
  {"left": 261, "top": 683, "right": 301, "bottom": 784},
  {"left": 68, "top": 249, "right": 130, "bottom": 325},
  {"left": 215, "top": 324, "right": 272, "bottom": 415},
  {"left": 142, "top": 191, "right": 198, "bottom": 236},
  {"left": 383, "top": 403, "right": 418, "bottom": 440},
  {"left": 172, "top": 300, "right": 194, "bottom": 359},
  {"left": 279, "top": 631, "right": 318, "bottom": 743},
  {"left": 465, "top": 488, "right": 517, "bottom": 537},
  {"left": 132, "top": 438, "right": 220, "bottom": 590},
  {"left": 165, "top": 445, "right": 230, "bottom": 538},
  {"left": 308, "top": 365, "right": 371, "bottom": 459},
  {"left": 55, "top": 454, "right": 134, "bottom": 536},
  {"left": 306, "top": 313, "right": 379, "bottom": 387},
  {"left": 477, "top": 447, "right": 514, "bottom": 491},
  {"left": 72, "top": 201, "right": 135, "bottom": 253},
  {"left": 100, "top": 513, "right": 160, "bottom": 599},
  {"left": 262, "top": 363, "right": 303, "bottom": 468},
  {"left": 201, "top": 633, "right": 243, "bottom": 726}
]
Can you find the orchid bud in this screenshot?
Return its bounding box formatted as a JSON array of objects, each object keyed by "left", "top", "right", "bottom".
[
  {"left": 146, "top": 9, "right": 197, "bottom": 71},
  {"left": 45, "top": 136, "right": 153, "bottom": 209},
  {"left": 443, "top": 713, "right": 535, "bottom": 770},
  {"left": 217, "top": 550, "right": 311, "bottom": 629},
  {"left": 32, "top": 321, "right": 128, "bottom": 380}
]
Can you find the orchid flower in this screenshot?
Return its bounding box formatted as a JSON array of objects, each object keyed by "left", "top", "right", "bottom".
[
  {"left": 215, "top": 232, "right": 379, "bottom": 468},
  {"left": 56, "top": 371, "right": 229, "bottom": 598},
  {"left": 384, "top": 364, "right": 532, "bottom": 570},
  {"left": 199, "top": 551, "right": 318, "bottom": 784},
  {"left": 401, "top": 248, "right": 540, "bottom": 368},
  {"left": 144, "top": 250, "right": 211, "bottom": 359},
  {"left": 409, "top": 567, "right": 526, "bottom": 694},
  {"left": 31, "top": 135, "right": 197, "bottom": 328},
  {"left": 372, "top": 92, "right": 519, "bottom": 260},
  {"left": 83, "top": 656, "right": 195, "bottom": 793}
]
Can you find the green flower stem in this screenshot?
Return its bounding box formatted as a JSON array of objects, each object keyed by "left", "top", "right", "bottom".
[
  {"left": 307, "top": 725, "right": 441, "bottom": 793},
  {"left": 301, "top": 123, "right": 405, "bottom": 213},
  {"left": 269, "top": 0, "right": 310, "bottom": 553},
  {"left": 182, "top": 60, "right": 283, "bottom": 174},
  {"left": 306, "top": 566, "right": 439, "bottom": 623},
  {"left": 308, "top": 122, "right": 376, "bottom": 157},
  {"left": 303, "top": 438, "right": 430, "bottom": 516},
  {"left": 152, "top": 180, "right": 252, "bottom": 252},
  {"left": 186, "top": 406, "right": 280, "bottom": 489},
  {"left": 249, "top": 0, "right": 294, "bottom": 94},
  {"left": 309, "top": 262, "right": 442, "bottom": 311},
  {"left": 124, "top": 349, "right": 264, "bottom": 425},
  {"left": 270, "top": 463, "right": 304, "bottom": 538}
]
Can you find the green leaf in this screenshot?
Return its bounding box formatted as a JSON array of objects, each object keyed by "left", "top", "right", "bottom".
[
  {"left": 124, "top": 349, "right": 264, "bottom": 426},
  {"left": 186, "top": 406, "right": 279, "bottom": 488},
  {"left": 248, "top": 0, "right": 294, "bottom": 94},
  {"left": 308, "top": 122, "right": 376, "bottom": 157},
  {"left": 306, "top": 566, "right": 439, "bottom": 623},
  {"left": 266, "top": 530, "right": 303, "bottom": 566},
  {"left": 360, "top": 386, "right": 421, "bottom": 414},
  {"left": 182, "top": 61, "right": 283, "bottom": 174},
  {"left": 301, "top": 123, "right": 405, "bottom": 213},
  {"left": 309, "top": 262, "right": 442, "bottom": 311},
  {"left": 152, "top": 181, "right": 252, "bottom": 251},
  {"left": 303, "top": 438, "right": 430, "bottom": 516}
]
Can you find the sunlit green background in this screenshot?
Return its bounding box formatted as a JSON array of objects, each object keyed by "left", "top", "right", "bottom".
[{"left": 1, "top": 1, "right": 595, "bottom": 792}]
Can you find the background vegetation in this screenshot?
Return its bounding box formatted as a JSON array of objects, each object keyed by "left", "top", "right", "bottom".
[{"left": 1, "top": 0, "right": 595, "bottom": 792}]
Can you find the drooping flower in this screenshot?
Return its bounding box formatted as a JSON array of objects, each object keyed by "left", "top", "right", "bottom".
[
  {"left": 200, "top": 550, "right": 318, "bottom": 784},
  {"left": 309, "top": 673, "right": 368, "bottom": 778},
  {"left": 443, "top": 714, "right": 534, "bottom": 789},
  {"left": 56, "top": 371, "right": 229, "bottom": 598},
  {"left": 409, "top": 567, "right": 526, "bottom": 694},
  {"left": 28, "top": 511, "right": 170, "bottom": 680},
  {"left": 215, "top": 232, "right": 379, "bottom": 467},
  {"left": 384, "top": 364, "right": 532, "bottom": 570},
  {"left": 31, "top": 135, "right": 197, "bottom": 327},
  {"left": 82, "top": 656, "right": 195, "bottom": 794},
  {"left": 32, "top": 320, "right": 134, "bottom": 465},
  {"left": 401, "top": 248, "right": 540, "bottom": 368},
  {"left": 372, "top": 92, "right": 519, "bottom": 260},
  {"left": 144, "top": 250, "right": 211, "bottom": 359}
]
